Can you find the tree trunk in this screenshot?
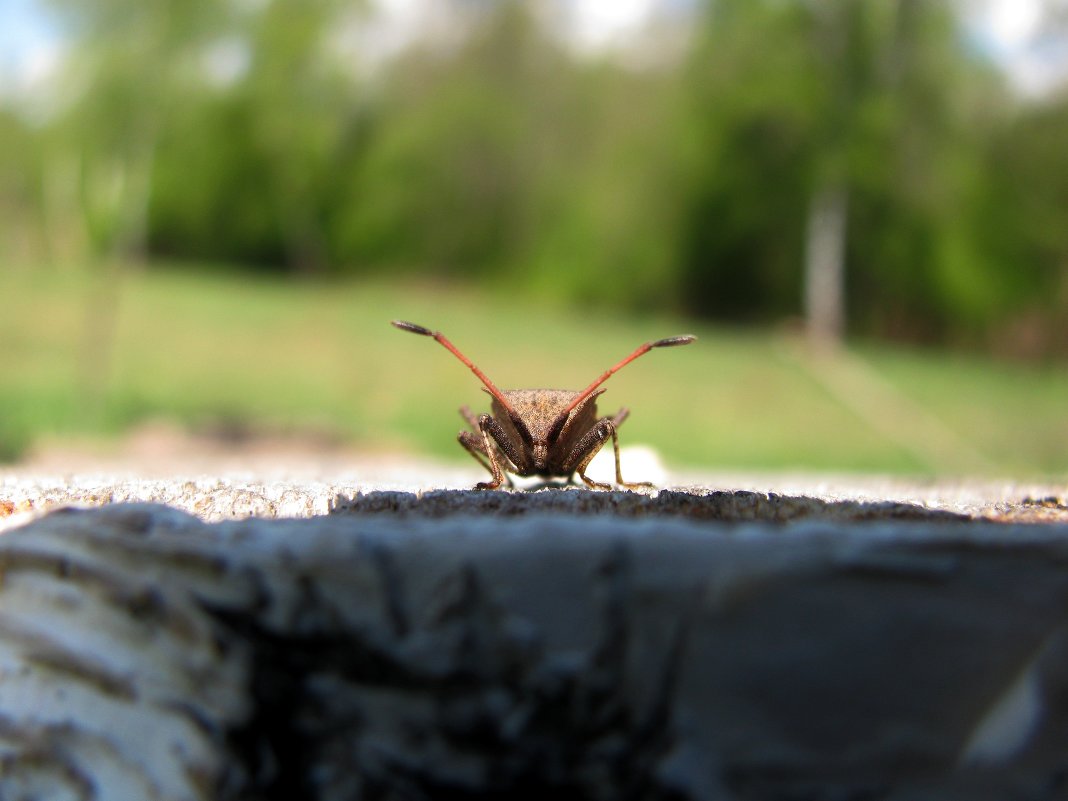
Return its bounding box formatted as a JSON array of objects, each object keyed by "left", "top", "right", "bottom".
[{"left": 803, "top": 183, "right": 848, "bottom": 347}]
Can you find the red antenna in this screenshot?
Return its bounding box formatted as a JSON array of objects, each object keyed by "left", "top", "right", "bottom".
[{"left": 391, "top": 321, "right": 529, "bottom": 437}]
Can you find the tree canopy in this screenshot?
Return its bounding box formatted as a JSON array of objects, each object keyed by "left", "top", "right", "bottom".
[{"left": 4, "top": 0, "right": 1068, "bottom": 357}]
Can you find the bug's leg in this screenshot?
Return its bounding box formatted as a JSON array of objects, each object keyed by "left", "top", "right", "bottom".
[
  {"left": 458, "top": 428, "right": 516, "bottom": 489},
  {"left": 606, "top": 407, "right": 652, "bottom": 487},
  {"left": 459, "top": 407, "right": 516, "bottom": 488},
  {"left": 564, "top": 418, "right": 615, "bottom": 490},
  {"left": 458, "top": 406, "right": 493, "bottom": 475},
  {"left": 458, "top": 430, "right": 493, "bottom": 475},
  {"left": 563, "top": 408, "right": 627, "bottom": 486},
  {"left": 568, "top": 416, "right": 652, "bottom": 490},
  {"left": 473, "top": 414, "right": 528, "bottom": 491},
  {"left": 459, "top": 405, "right": 480, "bottom": 431}
]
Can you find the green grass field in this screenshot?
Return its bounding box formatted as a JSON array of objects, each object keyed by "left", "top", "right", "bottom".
[{"left": 3, "top": 263, "right": 1067, "bottom": 477}]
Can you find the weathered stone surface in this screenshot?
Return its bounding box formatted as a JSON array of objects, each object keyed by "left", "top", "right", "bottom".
[
  {"left": 1, "top": 501, "right": 1068, "bottom": 800},
  {"left": 4, "top": 467, "right": 1066, "bottom": 531}
]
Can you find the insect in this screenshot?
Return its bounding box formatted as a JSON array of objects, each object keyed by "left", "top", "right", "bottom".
[{"left": 391, "top": 320, "right": 696, "bottom": 490}]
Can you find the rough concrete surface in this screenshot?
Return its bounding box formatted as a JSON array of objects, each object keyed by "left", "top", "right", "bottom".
[
  {"left": 1, "top": 439, "right": 1068, "bottom": 800},
  {"left": 2, "top": 461, "right": 1066, "bottom": 531},
  {"left": 0, "top": 433, "right": 1063, "bottom": 534},
  {"left": 3, "top": 424, "right": 1064, "bottom": 527},
  {"left": 2, "top": 503, "right": 1068, "bottom": 801}
]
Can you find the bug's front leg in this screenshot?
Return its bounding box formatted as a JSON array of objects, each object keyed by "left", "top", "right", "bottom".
[
  {"left": 565, "top": 414, "right": 651, "bottom": 490},
  {"left": 458, "top": 413, "right": 528, "bottom": 490},
  {"left": 459, "top": 407, "right": 510, "bottom": 488},
  {"left": 458, "top": 430, "right": 495, "bottom": 479}
]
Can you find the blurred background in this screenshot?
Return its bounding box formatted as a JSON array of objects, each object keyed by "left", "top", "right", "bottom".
[{"left": 1, "top": 0, "right": 1067, "bottom": 477}]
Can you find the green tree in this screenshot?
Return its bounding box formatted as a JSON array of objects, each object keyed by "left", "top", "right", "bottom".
[
  {"left": 334, "top": 0, "right": 688, "bottom": 311},
  {"left": 238, "top": 0, "right": 354, "bottom": 273},
  {"left": 680, "top": 0, "right": 1003, "bottom": 344},
  {"left": 146, "top": 0, "right": 361, "bottom": 272},
  {"left": 0, "top": 110, "right": 45, "bottom": 264},
  {"left": 43, "top": 0, "right": 234, "bottom": 261},
  {"left": 523, "top": 62, "right": 689, "bottom": 311},
  {"left": 680, "top": 0, "right": 819, "bottom": 322},
  {"left": 332, "top": 2, "right": 547, "bottom": 277},
  {"left": 148, "top": 94, "right": 285, "bottom": 265},
  {"left": 973, "top": 96, "right": 1068, "bottom": 356}
]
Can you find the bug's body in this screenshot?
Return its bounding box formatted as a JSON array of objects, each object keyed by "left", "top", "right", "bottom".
[
  {"left": 391, "top": 320, "right": 695, "bottom": 490},
  {"left": 478, "top": 388, "right": 606, "bottom": 475}
]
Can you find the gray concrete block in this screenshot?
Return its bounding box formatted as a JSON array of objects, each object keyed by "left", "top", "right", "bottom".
[{"left": 1, "top": 497, "right": 1067, "bottom": 799}]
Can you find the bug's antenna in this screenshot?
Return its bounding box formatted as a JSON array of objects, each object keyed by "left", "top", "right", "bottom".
[
  {"left": 557, "top": 334, "right": 697, "bottom": 424},
  {"left": 391, "top": 320, "right": 528, "bottom": 436}
]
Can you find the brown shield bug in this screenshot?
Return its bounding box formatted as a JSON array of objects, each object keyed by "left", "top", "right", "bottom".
[{"left": 391, "top": 320, "right": 696, "bottom": 490}]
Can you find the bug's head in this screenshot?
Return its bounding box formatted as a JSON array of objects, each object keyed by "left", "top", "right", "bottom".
[{"left": 532, "top": 441, "right": 550, "bottom": 470}]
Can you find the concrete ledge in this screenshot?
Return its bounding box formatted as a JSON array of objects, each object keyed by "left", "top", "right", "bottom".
[
  {"left": 1, "top": 501, "right": 1068, "bottom": 799},
  {"left": 4, "top": 472, "right": 1067, "bottom": 530}
]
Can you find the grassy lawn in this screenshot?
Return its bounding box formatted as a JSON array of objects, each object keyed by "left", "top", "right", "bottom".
[{"left": 3, "top": 263, "right": 1067, "bottom": 477}]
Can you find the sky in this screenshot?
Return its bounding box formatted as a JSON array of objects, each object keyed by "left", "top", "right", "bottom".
[
  {"left": 1, "top": 0, "right": 1066, "bottom": 98},
  {"left": 0, "top": 0, "right": 61, "bottom": 94},
  {"left": 965, "top": 0, "right": 1068, "bottom": 94}
]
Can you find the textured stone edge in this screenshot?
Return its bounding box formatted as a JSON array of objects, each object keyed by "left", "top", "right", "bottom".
[
  {"left": 5, "top": 475, "right": 1066, "bottom": 533},
  {"left": 2, "top": 504, "right": 1068, "bottom": 799}
]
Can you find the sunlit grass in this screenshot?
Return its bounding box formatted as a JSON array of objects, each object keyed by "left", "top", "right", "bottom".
[{"left": 3, "top": 262, "right": 1067, "bottom": 476}]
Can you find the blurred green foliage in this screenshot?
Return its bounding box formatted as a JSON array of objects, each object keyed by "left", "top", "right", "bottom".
[{"left": 2, "top": 0, "right": 1068, "bottom": 356}]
